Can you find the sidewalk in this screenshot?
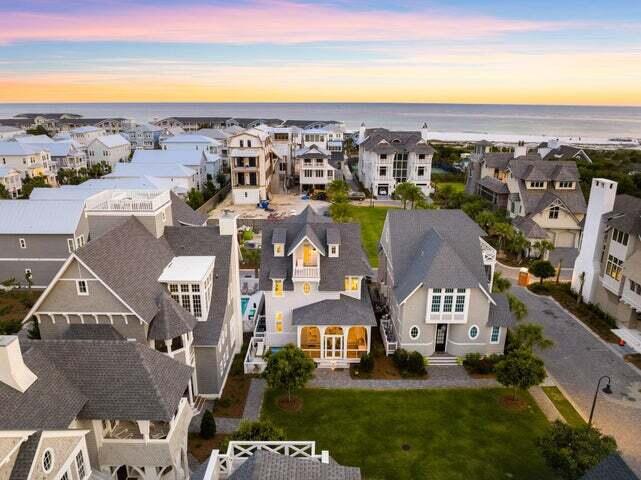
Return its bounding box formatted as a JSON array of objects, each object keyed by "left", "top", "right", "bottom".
[{"left": 216, "top": 379, "right": 266, "bottom": 434}]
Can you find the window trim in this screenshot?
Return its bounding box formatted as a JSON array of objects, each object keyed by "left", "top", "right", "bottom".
[
  {"left": 490, "top": 326, "right": 501, "bottom": 344},
  {"left": 273, "top": 279, "right": 284, "bottom": 297},
  {"left": 42, "top": 448, "right": 54, "bottom": 473},
  {"left": 303, "top": 282, "right": 311, "bottom": 295},
  {"left": 468, "top": 324, "right": 480, "bottom": 340},
  {"left": 76, "top": 280, "right": 89, "bottom": 296},
  {"left": 19, "top": 238, "right": 26, "bottom": 249},
  {"left": 67, "top": 238, "right": 75, "bottom": 253},
  {"left": 409, "top": 325, "right": 420, "bottom": 340},
  {"left": 275, "top": 311, "right": 283, "bottom": 332}
]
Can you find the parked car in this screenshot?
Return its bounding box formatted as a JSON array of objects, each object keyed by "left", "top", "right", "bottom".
[{"left": 348, "top": 191, "right": 366, "bottom": 201}]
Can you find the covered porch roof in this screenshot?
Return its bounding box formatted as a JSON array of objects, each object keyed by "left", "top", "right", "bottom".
[{"left": 292, "top": 289, "right": 376, "bottom": 327}]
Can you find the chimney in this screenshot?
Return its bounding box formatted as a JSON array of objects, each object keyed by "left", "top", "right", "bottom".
[
  {"left": 571, "top": 178, "right": 618, "bottom": 303},
  {"left": 219, "top": 209, "right": 238, "bottom": 236},
  {"left": 513, "top": 141, "right": 527, "bottom": 159},
  {"left": 358, "top": 122, "right": 366, "bottom": 143},
  {"left": 0, "top": 336, "right": 37, "bottom": 393},
  {"left": 420, "top": 122, "right": 429, "bottom": 141}
]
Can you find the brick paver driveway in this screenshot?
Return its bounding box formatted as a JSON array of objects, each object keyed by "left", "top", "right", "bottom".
[{"left": 511, "top": 286, "right": 641, "bottom": 474}]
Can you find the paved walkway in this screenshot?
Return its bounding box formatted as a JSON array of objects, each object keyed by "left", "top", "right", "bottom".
[
  {"left": 511, "top": 286, "right": 641, "bottom": 474},
  {"left": 309, "top": 366, "right": 499, "bottom": 389},
  {"left": 529, "top": 385, "right": 563, "bottom": 422},
  {"left": 215, "top": 379, "right": 267, "bottom": 434}
]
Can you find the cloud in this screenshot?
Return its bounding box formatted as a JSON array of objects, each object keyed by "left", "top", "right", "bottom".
[{"left": 0, "top": 0, "right": 577, "bottom": 44}]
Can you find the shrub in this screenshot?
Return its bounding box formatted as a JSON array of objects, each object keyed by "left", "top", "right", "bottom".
[
  {"left": 200, "top": 410, "right": 216, "bottom": 439},
  {"left": 229, "top": 420, "right": 285, "bottom": 443},
  {"left": 392, "top": 348, "right": 409, "bottom": 370},
  {"left": 359, "top": 352, "right": 374, "bottom": 373},
  {"left": 0, "top": 319, "right": 21, "bottom": 335},
  {"left": 463, "top": 352, "right": 502, "bottom": 375},
  {"left": 20, "top": 297, "right": 35, "bottom": 309},
  {"left": 537, "top": 421, "right": 617, "bottom": 480},
  {"left": 241, "top": 229, "right": 254, "bottom": 242},
  {"left": 528, "top": 283, "right": 550, "bottom": 295},
  {"left": 507, "top": 293, "right": 528, "bottom": 320},
  {"left": 495, "top": 349, "right": 546, "bottom": 400},
  {"left": 263, "top": 344, "right": 315, "bottom": 403},
  {"left": 407, "top": 351, "right": 426, "bottom": 375}
]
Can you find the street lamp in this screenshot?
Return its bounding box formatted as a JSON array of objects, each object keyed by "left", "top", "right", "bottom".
[{"left": 588, "top": 375, "right": 612, "bottom": 426}]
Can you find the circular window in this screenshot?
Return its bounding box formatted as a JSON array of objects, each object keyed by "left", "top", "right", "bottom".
[
  {"left": 303, "top": 282, "right": 311, "bottom": 294},
  {"left": 468, "top": 325, "right": 479, "bottom": 340},
  {"left": 42, "top": 449, "right": 54, "bottom": 473},
  {"left": 409, "top": 326, "right": 420, "bottom": 340}
]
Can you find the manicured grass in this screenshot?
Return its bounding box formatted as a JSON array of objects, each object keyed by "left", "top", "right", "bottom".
[
  {"left": 344, "top": 205, "right": 397, "bottom": 267},
  {"left": 435, "top": 181, "right": 465, "bottom": 194},
  {"left": 262, "top": 388, "right": 556, "bottom": 480},
  {"left": 541, "top": 386, "right": 586, "bottom": 427}
]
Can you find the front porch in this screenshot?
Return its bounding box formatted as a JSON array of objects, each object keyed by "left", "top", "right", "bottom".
[{"left": 297, "top": 325, "right": 371, "bottom": 364}]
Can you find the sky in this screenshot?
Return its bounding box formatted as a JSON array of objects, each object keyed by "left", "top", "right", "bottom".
[{"left": 1, "top": 0, "right": 641, "bottom": 105}]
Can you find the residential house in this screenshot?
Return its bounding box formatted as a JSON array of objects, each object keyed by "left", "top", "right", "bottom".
[
  {"left": 16, "top": 135, "right": 88, "bottom": 171},
  {"left": 229, "top": 128, "right": 278, "bottom": 205},
  {"left": 245, "top": 206, "right": 374, "bottom": 370},
  {"left": 0, "top": 166, "right": 22, "bottom": 198},
  {"left": 27, "top": 205, "right": 241, "bottom": 399},
  {"left": 0, "top": 200, "right": 88, "bottom": 287},
  {"left": 0, "top": 141, "right": 56, "bottom": 185},
  {"left": 154, "top": 117, "right": 281, "bottom": 133},
  {"left": 107, "top": 161, "right": 199, "bottom": 196},
  {"left": 296, "top": 144, "right": 338, "bottom": 193},
  {"left": 466, "top": 144, "right": 586, "bottom": 250},
  {"left": 377, "top": 210, "right": 513, "bottom": 360},
  {"left": 572, "top": 178, "right": 641, "bottom": 345},
  {"left": 258, "top": 126, "right": 301, "bottom": 187},
  {"left": 357, "top": 124, "right": 434, "bottom": 198},
  {"left": 132, "top": 149, "right": 207, "bottom": 191},
  {"left": 0, "top": 334, "right": 193, "bottom": 479},
  {"left": 126, "top": 123, "right": 163, "bottom": 150},
  {"left": 160, "top": 134, "right": 222, "bottom": 155},
  {"left": 87, "top": 134, "right": 131, "bottom": 167},
  {"left": 537, "top": 139, "right": 592, "bottom": 163},
  {"left": 0, "top": 114, "right": 129, "bottom": 135},
  {"left": 69, "top": 126, "right": 106, "bottom": 146}
]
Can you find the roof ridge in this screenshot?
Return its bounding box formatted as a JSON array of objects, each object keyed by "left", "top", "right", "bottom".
[{"left": 134, "top": 344, "right": 173, "bottom": 420}]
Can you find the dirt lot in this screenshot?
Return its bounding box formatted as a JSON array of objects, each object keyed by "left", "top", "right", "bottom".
[{"left": 209, "top": 192, "right": 329, "bottom": 220}]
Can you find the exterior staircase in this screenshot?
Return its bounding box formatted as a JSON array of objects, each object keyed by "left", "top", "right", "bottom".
[
  {"left": 317, "top": 360, "right": 350, "bottom": 369},
  {"left": 428, "top": 355, "right": 459, "bottom": 366},
  {"left": 192, "top": 395, "right": 208, "bottom": 416}
]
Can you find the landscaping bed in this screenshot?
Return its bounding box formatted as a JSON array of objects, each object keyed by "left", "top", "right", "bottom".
[
  {"left": 527, "top": 282, "right": 619, "bottom": 343},
  {"left": 0, "top": 289, "right": 41, "bottom": 335},
  {"left": 350, "top": 330, "right": 427, "bottom": 379},
  {"left": 213, "top": 336, "right": 253, "bottom": 417},
  {"left": 542, "top": 386, "right": 586, "bottom": 427},
  {"left": 624, "top": 354, "right": 641, "bottom": 371},
  {"left": 262, "top": 388, "right": 556, "bottom": 480},
  {"left": 188, "top": 433, "right": 229, "bottom": 463}
]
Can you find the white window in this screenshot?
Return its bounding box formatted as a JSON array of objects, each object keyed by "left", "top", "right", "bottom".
[
  {"left": 529, "top": 181, "right": 545, "bottom": 189},
  {"left": 344, "top": 276, "right": 360, "bottom": 292},
  {"left": 468, "top": 325, "right": 479, "bottom": 340},
  {"left": 19, "top": 238, "right": 26, "bottom": 249},
  {"left": 67, "top": 238, "right": 75, "bottom": 252},
  {"left": 275, "top": 311, "right": 283, "bottom": 332},
  {"left": 42, "top": 449, "right": 54, "bottom": 473},
  {"left": 490, "top": 326, "right": 501, "bottom": 344},
  {"left": 605, "top": 254, "right": 623, "bottom": 281},
  {"left": 273, "top": 279, "right": 284, "bottom": 297},
  {"left": 549, "top": 205, "right": 559, "bottom": 219},
  {"left": 612, "top": 229, "right": 629, "bottom": 246},
  {"left": 409, "top": 325, "right": 420, "bottom": 340},
  {"left": 76, "top": 235, "right": 85, "bottom": 248},
  {"left": 303, "top": 282, "right": 311, "bottom": 294},
  {"left": 557, "top": 181, "right": 574, "bottom": 189},
  {"left": 76, "top": 280, "right": 88, "bottom": 295},
  {"left": 430, "top": 288, "right": 467, "bottom": 315},
  {"left": 629, "top": 280, "right": 641, "bottom": 296}
]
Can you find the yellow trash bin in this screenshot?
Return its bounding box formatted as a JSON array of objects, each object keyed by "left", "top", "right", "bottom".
[{"left": 518, "top": 267, "right": 529, "bottom": 286}]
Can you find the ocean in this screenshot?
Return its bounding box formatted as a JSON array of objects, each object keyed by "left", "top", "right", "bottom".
[{"left": 1, "top": 103, "right": 640, "bottom": 139}]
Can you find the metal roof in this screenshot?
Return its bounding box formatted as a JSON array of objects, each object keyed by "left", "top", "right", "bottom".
[{"left": 0, "top": 200, "right": 85, "bottom": 234}]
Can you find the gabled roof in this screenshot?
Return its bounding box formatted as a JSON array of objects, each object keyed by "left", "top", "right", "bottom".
[
  {"left": 170, "top": 191, "right": 207, "bottom": 226},
  {"left": 513, "top": 215, "right": 549, "bottom": 239},
  {"left": 606, "top": 194, "right": 641, "bottom": 236},
  {"left": 0, "top": 200, "right": 85, "bottom": 234},
  {"left": 292, "top": 286, "right": 375, "bottom": 326},
  {"left": 287, "top": 224, "right": 326, "bottom": 256},
  {"left": 92, "top": 134, "right": 129, "bottom": 148},
  {"left": 228, "top": 450, "right": 361, "bottom": 480},
  {"left": 478, "top": 176, "right": 509, "bottom": 194},
  {"left": 9, "top": 431, "right": 42, "bottom": 480},
  {"left": 0, "top": 142, "right": 46, "bottom": 156},
  {"left": 518, "top": 186, "right": 586, "bottom": 217},
  {"left": 360, "top": 128, "right": 435, "bottom": 155},
  {"left": 295, "top": 144, "right": 330, "bottom": 159},
  {"left": 381, "top": 210, "right": 489, "bottom": 303}
]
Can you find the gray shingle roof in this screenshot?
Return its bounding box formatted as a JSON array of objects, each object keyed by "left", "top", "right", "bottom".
[
  {"left": 9, "top": 431, "right": 42, "bottom": 480},
  {"left": 287, "top": 224, "right": 326, "bottom": 256},
  {"left": 292, "top": 287, "right": 376, "bottom": 326},
  {"left": 381, "top": 210, "right": 489, "bottom": 303},
  {"left": 272, "top": 228, "right": 287, "bottom": 245},
  {"left": 361, "top": 128, "right": 434, "bottom": 155},
  {"left": 148, "top": 291, "right": 198, "bottom": 341},
  {"left": 512, "top": 215, "right": 549, "bottom": 239},
  {"left": 606, "top": 194, "right": 641, "bottom": 236},
  {"left": 62, "top": 324, "right": 125, "bottom": 341},
  {"left": 326, "top": 228, "right": 340, "bottom": 245},
  {"left": 229, "top": 450, "right": 361, "bottom": 480},
  {"left": 482, "top": 152, "right": 514, "bottom": 169},
  {"left": 170, "top": 191, "right": 207, "bottom": 226},
  {"left": 488, "top": 293, "right": 517, "bottom": 327},
  {"left": 478, "top": 176, "right": 509, "bottom": 194},
  {"left": 580, "top": 454, "right": 638, "bottom": 480},
  {"left": 509, "top": 159, "right": 580, "bottom": 182},
  {"left": 31, "top": 340, "right": 191, "bottom": 422},
  {"left": 259, "top": 207, "right": 371, "bottom": 292},
  {"left": 518, "top": 184, "right": 587, "bottom": 216}
]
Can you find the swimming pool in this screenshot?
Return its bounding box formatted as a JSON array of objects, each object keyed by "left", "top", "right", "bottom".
[{"left": 241, "top": 297, "right": 249, "bottom": 315}]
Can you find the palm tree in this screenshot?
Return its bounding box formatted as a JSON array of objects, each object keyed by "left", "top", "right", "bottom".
[
  {"left": 492, "top": 222, "right": 514, "bottom": 254},
  {"left": 532, "top": 240, "right": 555, "bottom": 260},
  {"left": 475, "top": 210, "right": 496, "bottom": 232}
]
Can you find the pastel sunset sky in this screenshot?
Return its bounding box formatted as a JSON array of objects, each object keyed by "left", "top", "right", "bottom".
[{"left": 2, "top": 0, "right": 641, "bottom": 104}]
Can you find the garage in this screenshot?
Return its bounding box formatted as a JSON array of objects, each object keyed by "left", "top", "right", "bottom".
[{"left": 554, "top": 231, "right": 575, "bottom": 248}]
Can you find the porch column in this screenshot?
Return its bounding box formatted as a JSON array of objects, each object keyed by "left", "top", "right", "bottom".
[
  {"left": 296, "top": 326, "right": 301, "bottom": 349},
  {"left": 342, "top": 328, "right": 348, "bottom": 359},
  {"left": 367, "top": 326, "right": 372, "bottom": 354},
  {"left": 319, "top": 326, "right": 325, "bottom": 359}
]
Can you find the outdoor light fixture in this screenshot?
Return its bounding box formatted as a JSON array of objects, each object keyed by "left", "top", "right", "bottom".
[{"left": 589, "top": 375, "right": 613, "bottom": 426}]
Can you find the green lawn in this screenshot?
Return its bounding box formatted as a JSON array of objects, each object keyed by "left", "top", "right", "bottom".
[
  {"left": 344, "top": 205, "right": 397, "bottom": 267},
  {"left": 262, "top": 388, "right": 556, "bottom": 480},
  {"left": 542, "top": 386, "right": 586, "bottom": 427},
  {"left": 435, "top": 181, "right": 465, "bottom": 194}
]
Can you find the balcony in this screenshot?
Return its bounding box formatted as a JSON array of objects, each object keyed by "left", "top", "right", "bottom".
[
  {"left": 621, "top": 287, "right": 641, "bottom": 313},
  {"left": 85, "top": 190, "right": 170, "bottom": 212},
  {"left": 293, "top": 265, "right": 320, "bottom": 280},
  {"left": 601, "top": 274, "right": 622, "bottom": 296},
  {"left": 230, "top": 148, "right": 260, "bottom": 157},
  {"left": 480, "top": 237, "right": 497, "bottom": 265}
]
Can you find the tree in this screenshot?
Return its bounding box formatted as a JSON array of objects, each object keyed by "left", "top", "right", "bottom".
[
  {"left": 493, "top": 222, "right": 514, "bottom": 254},
  {"left": 200, "top": 410, "right": 216, "bottom": 439},
  {"left": 263, "top": 344, "right": 315, "bottom": 403},
  {"left": 506, "top": 293, "right": 528, "bottom": 320},
  {"left": 216, "top": 171, "right": 227, "bottom": 187},
  {"left": 326, "top": 179, "right": 349, "bottom": 202},
  {"left": 509, "top": 323, "right": 553, "bottom": 352},
  {"left": 532, "top": 240, "right": 555, "bottom": 260},
  {"left": 537, "top": 421, "right": 617, "bottom": 480},
  {"left": 529, "top": 260, "right": 556, "bottom": 284},
  {"left": 186, "top": 188, "right": 205, "bottom": 209},
  {"left": 506, "top": 231, "right": 530, "bottom": 263},
  {"left": 492, "top": 271, "right": 511, "bottom": 293},
  {"left": 329, "top": 193, "right": 351, "bottom": 222},
  {"left": 495, "top": 349, "right": 546, "bottom": 400},
  {"left": 87, "top": 161, "right": 112, "bottom": 178},
  {"left": 394, "top": 182, "right": 423, "bottom": 209},
  {"left": 203, "top": 180, "right": 218, "bottom": 200},
  {"left": 26, "top": 125, "right": 50, "bottom": 136},
  {"left": 0, "top": 184, "right": 10, "bottom": 199},
  {"left": 20, "top": 175, "right": 50, "bottom": 199},
  {"left": 475, "top": 210, "right": 496, "bottom": 232}
]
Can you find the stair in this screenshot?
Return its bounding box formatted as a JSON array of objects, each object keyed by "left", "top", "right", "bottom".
[
  {"left": 192, "top": 395, "right": 207, "bottom": 415},
  {"left": 317, "top": 360, "right": 350, "bottom": 369},
  {"left": 428, "top": 355, "right": 459, "bottom": 366}
]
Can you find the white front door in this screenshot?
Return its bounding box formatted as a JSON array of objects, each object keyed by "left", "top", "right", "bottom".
[{"left": 324, "top": 335, "right": 343, "bottom": 359}]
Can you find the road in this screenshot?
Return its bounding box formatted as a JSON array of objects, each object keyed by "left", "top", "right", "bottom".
[{"left": 510, "top": 286, "right": 641, "bottom": 474}]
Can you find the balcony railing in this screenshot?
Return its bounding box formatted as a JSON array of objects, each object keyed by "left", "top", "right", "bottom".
[
  {"left": 601, "top": 274, "right": 622, "bottom": 296},
  {"left": 621, "top": 288, "right": 641, "bottom": 313},
  {"left": 380, "top": 317, "right": 398, "bottom": 355},
  {"left": 293, "top": 266, "right": 320, "bottom": 279},
  {"left": 479, "top": 237, "right": 497, "bottom": 265}
]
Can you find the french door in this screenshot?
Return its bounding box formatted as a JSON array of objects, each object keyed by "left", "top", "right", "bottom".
[{"left": 324, "top": 335, "right": 343, "bottom": 359}]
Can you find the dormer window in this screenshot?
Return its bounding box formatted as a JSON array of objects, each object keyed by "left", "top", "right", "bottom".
[
  {"left": 380, "top": 154, "right": 387, "bottom": 160},
  {"left": 557, "top": 181, "right": 574, "bottom": 189},
  {"left": 274, "top": 244, "right": 284, "bottom": 256},
  {"left": 345, "top": 276, "right": 360, "bottom": 292},
  {"left": 159, "top": 256, "right": 215, "bottom": 321},
  {"left": 548, "top": 205, "right": 560, "bottom": 219},
  {"left": 529, "top": 181, "right": 545, "bottom": 189},
  {"left": 329, "top": 244, "right": 339, "bottom": 257}
]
